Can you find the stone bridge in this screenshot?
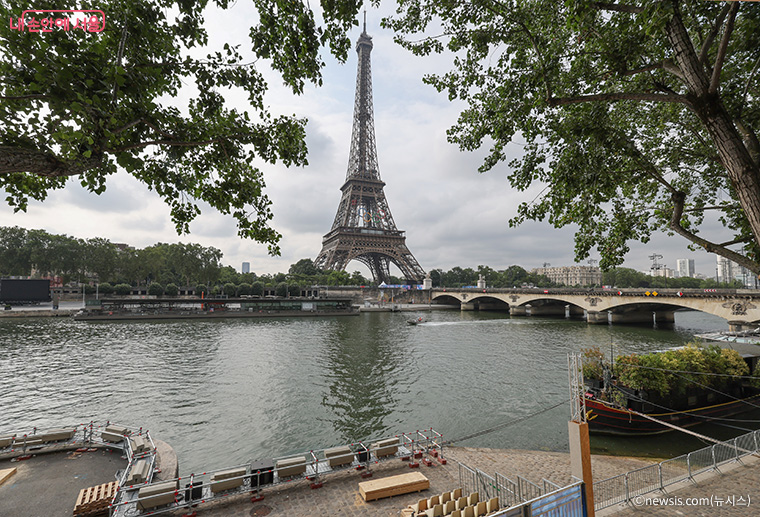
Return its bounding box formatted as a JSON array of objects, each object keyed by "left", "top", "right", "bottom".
[{"left": 429, "top": 288, "right": 760, "bottom": 330}]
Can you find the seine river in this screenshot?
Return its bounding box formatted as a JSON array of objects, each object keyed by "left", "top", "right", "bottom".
[{"left": 1, "top": 309, "right": 750, "bottom": 474}]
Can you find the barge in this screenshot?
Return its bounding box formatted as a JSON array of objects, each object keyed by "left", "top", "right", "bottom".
[{"left": 74, "top": 297, "right": 358, "bottom": 321}]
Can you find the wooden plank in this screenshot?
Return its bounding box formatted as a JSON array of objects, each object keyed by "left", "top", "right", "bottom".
[
  {"left": 0, "top": 468, "right": 16, "bottom": 487},
  {"left": 359, "top": 472, "right": 429, "bottom": 502},
  {"left": 74, "top": 481, "right": 117, "bottom": 516}
]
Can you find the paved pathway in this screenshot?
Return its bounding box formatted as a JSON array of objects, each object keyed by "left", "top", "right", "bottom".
[
  {"left": 0, "top": 448, "right": 126, "bottom": 517},
  {"left": 196, "top": 446, "right": 654, "bottom": 517},
  {"left": 2, "top": 443, "right": 758, "bottom": 516},
  {"left": 599, "top": 454, "right": 760, "bottom": 516}
]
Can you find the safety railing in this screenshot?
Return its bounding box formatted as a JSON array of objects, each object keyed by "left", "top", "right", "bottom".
[
  {"left": 108, "top": 426, "right": 444, "bottom": 517},
  {"left": 458, "top": 463, "right": 585, "bottom": 517},
  {"left": 594, "top": 428, "right": 760, "bottom": 511},
  {"left": 494, "top": 472, "right": 519, "bottom": 508},
  {"left": 457, "top": 459, "right": 580, "bottom": 513},
  {"left": 0, "top": 420, "right": 147, "bottom": 459}
]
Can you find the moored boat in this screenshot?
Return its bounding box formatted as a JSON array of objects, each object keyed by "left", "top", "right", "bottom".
[
  {"left": 696, "top": 328, "right": 760, "bottom": 346},
  {"left": 585, "top": 391, "right": 760, "bottom": 436},
  {"left": 582, "top": 344, "right": 760, "bottom": 436}
]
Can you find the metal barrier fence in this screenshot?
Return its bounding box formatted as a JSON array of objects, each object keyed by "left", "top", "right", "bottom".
[
  {"left": 484, "top": 480, "right": 585, "bottom": 517},
  {"left": 108, "top": 426, "right": 444, "bottom": 517},
  {"left": 495, "top": 472, "right": 519, "bottom": 508},
  {"left": 594, "top": 428, "right": 760, "bottom": 511},
  {"left": 0, "top": 420, "right": 149, "bottom": 459},
  {"left": 457, "top": 459, "right": 584, "bottom": 515}
]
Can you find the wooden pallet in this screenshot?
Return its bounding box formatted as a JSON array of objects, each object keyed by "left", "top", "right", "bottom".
[
  {"left": 359, "top": 471, "right": 429, "bottom": 502},
  {"left": 73, "top": 481, "right": 117, "bottom": 516}
]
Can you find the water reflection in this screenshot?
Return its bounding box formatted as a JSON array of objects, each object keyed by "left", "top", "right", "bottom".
[
  {"left": 318, "top": 314, "right": 415, "bottom": 441},
  {"left": 0, "top": 310, "right": 738, "bottom": 474}
]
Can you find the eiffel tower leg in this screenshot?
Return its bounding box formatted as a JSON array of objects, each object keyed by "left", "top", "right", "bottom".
[{"left": 372, "top": 255, "right": 391, "bottom": 285}]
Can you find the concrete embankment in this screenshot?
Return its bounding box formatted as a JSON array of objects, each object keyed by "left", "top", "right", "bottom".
[{"left": 0, "top": 309, "right": 77, "bottom": 318}]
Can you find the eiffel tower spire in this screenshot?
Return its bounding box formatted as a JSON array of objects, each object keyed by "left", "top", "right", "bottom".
[{"left": 314, "top": 21, "right": 425, "bottom": 284}]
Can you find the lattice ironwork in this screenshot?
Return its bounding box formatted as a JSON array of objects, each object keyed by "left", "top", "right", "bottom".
[
  {"left": 568, "top": 353, "right": 587, "bottom": 423},
  {"left": 315, "top": 21, "right": 425, "bottom": 284}
]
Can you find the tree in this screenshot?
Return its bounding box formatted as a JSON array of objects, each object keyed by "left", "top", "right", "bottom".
[
  {"left": 218, "top": 266, "right": 241, "bottom": 287},
  {"left": 499, "top": 266, "right": 529, "bottom": 287},
  {"left": 84, "top": 237, "right": 118, "bottom": 281},
  {"left": 164, "top": 282, "right": 179, "bottom": 296},
  {"left": 114, "top": 283, "right": 132, "bottom": 295},
  {"left": 1, "top": 0, "right": 367, "bottom": 254},
  {"left": 385, "top": 1, "right": 760, "bottom": 273},
  {"left": 0, "top": 226, "right": 31, "bottom": 275},
  {"left": 275, "top": 281, "right": 288, "bottom": 297},
  {"left": 148, "top": 282, "right": 164, "bottom": 296},
  {"left": 289, "top": 258, "right": 321, "bottom": 277}
]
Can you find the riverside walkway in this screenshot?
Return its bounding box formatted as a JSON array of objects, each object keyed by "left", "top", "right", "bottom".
[
  {"left": 1, "top": 443, "right": 757, "bottom": 516},
  {"left": 187, "top": 446, "right": 760, "bottom": 517}
]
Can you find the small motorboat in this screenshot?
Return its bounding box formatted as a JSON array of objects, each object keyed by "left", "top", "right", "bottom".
[{"left": 407, "top": 317, "right": 424, "bottom": 325}]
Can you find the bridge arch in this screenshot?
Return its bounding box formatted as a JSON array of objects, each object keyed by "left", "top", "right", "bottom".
[{"left": 430, "top": 288, "right": 760, "bottom": 329}]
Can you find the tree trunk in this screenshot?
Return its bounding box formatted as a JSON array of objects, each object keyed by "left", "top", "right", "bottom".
[{"left": 666, "top": 10, "right": 760, "bottom": 252}]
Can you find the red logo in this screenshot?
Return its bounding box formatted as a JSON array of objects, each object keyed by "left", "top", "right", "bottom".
[{"left": 9, "top": 10, "right": 105, "bottom": 33}]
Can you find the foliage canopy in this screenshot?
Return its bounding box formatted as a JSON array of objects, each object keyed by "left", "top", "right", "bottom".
[
  {"left": 384, "top": 0, "right": 760, "bottom": 273},
  {"left": 0, "top": 0, "right": 367, "bottom": 254}
]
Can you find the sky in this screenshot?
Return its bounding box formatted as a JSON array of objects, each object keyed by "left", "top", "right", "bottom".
[{"left": 0, "top": 3, "right": 733, "bottom": 279}]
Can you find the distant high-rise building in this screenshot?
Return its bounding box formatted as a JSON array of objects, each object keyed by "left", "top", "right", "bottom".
[
  {"left": 242, "top": 262, "right": 250, "bottom": 274},
  {"left": 716, "top": 255, "right": 735, "bottom": 284},
  {"left": 676, "top": 258, "right": 695, "bottom": 278}
]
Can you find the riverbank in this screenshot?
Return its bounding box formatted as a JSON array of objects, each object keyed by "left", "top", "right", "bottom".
[
  {"left": 0, "top": 438, "right": 647, "bottom": 517},
  {"left": 359, "top": 303, "right": 459, "bottom": 312},
  {"left": 0, "top": 309, "right": 77, "bottom": 318}
]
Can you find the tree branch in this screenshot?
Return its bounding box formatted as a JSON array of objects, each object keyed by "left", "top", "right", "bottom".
[
  {"left": 111, "top": 119, "right": 145, "bottom": 134},
  {"left": 592, "top": 2, "right": 644, "bottom": 14},
  {"left": 718, "top": 237, "right": 751, "bottom": 247},
  {"left": 0, "top": 94, "right": 49, "bottom": 101},
  {"left": 0, "top": 146, "right": 102, "bottom": 177},
  {"left": 111, "top": 118, "right": 176, "bottom": 139},
  {"left": 108, "top": 136, "right": 240, "bottom": 153},
  {"left": 669, "top": 191, "right": 758, "bottom": 274},
  {"left": 709, "top": 1, "right": 738, "bottom": 94},
  {"left": 548, "top": 92, "right": 690, "bottom": 106},
  {"left": 682, "top": 204, "right": 740, "bottom": 213},
  {"left": 621, "top": 59, "right": 684, "bottom": 81},
  {"left": 739, "top": 53, "right": 760, "bottom": 116},
  {"left": 698, "top": 3, "right": 731, "bottom": 65}
]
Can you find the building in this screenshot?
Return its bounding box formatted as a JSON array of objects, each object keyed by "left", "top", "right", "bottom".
[
  {"left": 717, "top": 255, "right": 756, "bottom": 288},
  {"left": 716, "top": 255, "right": 735, "bottom": 284},
  {"left": 651, "top": 267, "right": 675, "bottom": 278},
  {"left": 531, "top": 265, "right": 602, "bottom": 286},
  {"left": 242, "top": 262, "right": 250, "bottom": 274},
  {"left": 676, "top": 258, "right": 695, "bottom": 278}
]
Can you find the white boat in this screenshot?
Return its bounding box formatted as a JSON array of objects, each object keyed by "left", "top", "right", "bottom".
[{"left": 696, "top": 328, "right": 760, "bottom": 345}]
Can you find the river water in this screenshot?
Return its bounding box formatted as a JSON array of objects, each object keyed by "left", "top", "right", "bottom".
[{"left": 1, "top": 309, "right": 751, "bottom": 474}]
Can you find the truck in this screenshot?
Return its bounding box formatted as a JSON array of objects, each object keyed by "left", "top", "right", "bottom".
[{"left": 0, "top": 278, "right": 52, "bottom": 305}]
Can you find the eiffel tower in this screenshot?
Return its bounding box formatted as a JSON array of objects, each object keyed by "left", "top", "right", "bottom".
[{"left": 314, "top": 19, "right": 426, "bottom": 285}]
